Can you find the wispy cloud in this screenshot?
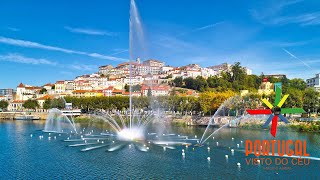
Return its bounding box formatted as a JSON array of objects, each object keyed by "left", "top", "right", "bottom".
[
  {"left": 0, "top": 36, "right": 127, "bottom": 61},
  {"left": 110, "top": 49, "right": 129, "bottom": 55},
  {"left": 64, "top": 26, "right": 117, "bottom": 36},
  {"left": 7, "top": 27, "right": 20, "bottom": 32},
  {"left": 152, "top": 22, "right": 225, "bottom": 53},
  {"left": 249, "top": 0, "right": 319, "bottom": 26},
  {"left": 0, "top": 53, "right": 57, "bottom": 65},
  {"left": 259, "top": 40, "right": 310, "bottom": 47},
  {"left": 269, "top": 12, "right": 320, "bottom": 26},
  {"left": 70, "top": 64, "right": 97, "bottom": 71},
  {"left": 250, "top": 0, "right": 301, "bottom": 20},
  {"left": 0, "top": 53, "right": 98, "bottom": 72},
  {"left": 153, "top": 34, "right": 199, "bottom": 53}
]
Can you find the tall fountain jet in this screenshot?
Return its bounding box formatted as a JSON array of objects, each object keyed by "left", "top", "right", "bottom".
[
  {"left": 129, "top": 0, "right": 146, "bottom": 60},
  {"left": 129, "top": 0, "right": 147, "bottom": 130}
]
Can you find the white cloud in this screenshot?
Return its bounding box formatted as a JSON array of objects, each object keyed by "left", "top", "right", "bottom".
[
  {"left": 110, "top": 49, "right": 129, "bottom": 55},
  {"left": 70, "top": 64, "right": 97, "bottom": 71},
  {"left": 64, "top": 26, "right": 117, "bottom": 36},
  {"left": 7, "top": 27, "right": 20, "bottom": 32},
  {"left": 250, "top": 0, "right": 303, "bottom": 20},
  {"left": 0, "top": 36, "right": 127, "bottom": 61},
  {"left": 0, "top": 53, "right": 57, "bottom": 65},
  {"left": 259, "top": 40, "right": 310, "bottom": 47},
  {"left": 270, "top": 12, "right": 320, "bottom": 26},
  {"left": 248, "top": 0, "right": 320, "bottom": 26},
  {"left": 0, "top": 53, "right": 99, "bottom": 72}
]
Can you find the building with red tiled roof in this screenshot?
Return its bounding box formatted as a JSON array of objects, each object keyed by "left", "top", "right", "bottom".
[
  {"left": 8, "top": 100, "right": 25, "bottom": 111},
  {"left": 112, "top": 89, "right": 124, "bottom": 96},
  {"left": 16, "top": 83, "right": 37, "bottom": 100},
  {"left": 43, "top": 83, "right": 53, "bottom": 87},
  {"left": 36, "top": 95, "right": 53, "bottom": 100},
  {"left": 141, "top": 85, "right": 170, "bottom": 96},
  {"left": 17, "top": 83, "right": 25, "bottom": 88},
  {"left": 0, "top": 95, "right": 6, "bottom": 101}
]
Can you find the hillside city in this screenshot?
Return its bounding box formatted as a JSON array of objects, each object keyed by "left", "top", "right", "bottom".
[{"left": 0, "top": 59, "right": 319, "bottom": 112}]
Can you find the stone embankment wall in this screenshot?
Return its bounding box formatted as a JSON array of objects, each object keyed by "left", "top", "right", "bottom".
[{"left": 0, "top": 112, "right": 48, "bottom": 120}]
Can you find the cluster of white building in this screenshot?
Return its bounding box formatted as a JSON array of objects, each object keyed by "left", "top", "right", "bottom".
[
  {"left": 6, "top": 59, "right": 254, "bottom": 111},
  {"left": 99, "top": 60, "right": 252, "bottom": 80}
]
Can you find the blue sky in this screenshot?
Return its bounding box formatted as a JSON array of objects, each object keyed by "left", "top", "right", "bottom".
[{"left": 1, "top": 0, "right": 320, "bottom": 88}]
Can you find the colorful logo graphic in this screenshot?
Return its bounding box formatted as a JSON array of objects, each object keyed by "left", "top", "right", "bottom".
[{"left": 246, "top": 82, "right": 305, "bottom": 137}]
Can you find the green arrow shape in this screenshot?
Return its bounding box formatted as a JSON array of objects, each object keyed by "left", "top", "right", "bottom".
[
  {"left": 281, "top": 108, "right": 305, "bottom": 114},
  {"left": 274, "top": 85, "right": 281, "bottom": 106}
]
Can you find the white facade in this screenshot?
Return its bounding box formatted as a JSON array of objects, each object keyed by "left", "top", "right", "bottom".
[
  {"left": 16, "top": 86, "right": 25, "bottom": 100},
  {"left": 8, "top": 101, "right": 24, "bottom": 111},
  {"left": 122, "top": 76, "right": 143, "bottom": 86},
  {"left": 161, "top": 66, "right": 174, "bottom": 73},
  {"left": 306, "top": 73, "right": 320, "bottom": 91},
  {"left": 55, "top": 81, "right": 65, "bottom": 94},
  {"left": 136, "top": 65, "right": 161, "bottom": 75},
  {"left": 99, "top": 65, "right": 114, "bottom": 75},
  {"left": 245, "top": 68, "right": 252, "bottom": 75},
  {"left": 143, "top": 60, "right": 165, "bottom": 67},
  {"left": 201, "top": 68, "right": 217, "bottom": 78}
]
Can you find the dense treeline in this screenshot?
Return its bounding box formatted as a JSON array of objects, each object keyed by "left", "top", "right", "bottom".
[
  {"left": 63, "top": 88, "right": 319, "bottom": 115},
  {"left": 64, "top": 93, "right": 234, "bottom": 115}
]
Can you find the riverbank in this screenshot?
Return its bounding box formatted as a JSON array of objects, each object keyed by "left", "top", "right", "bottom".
[
  {"left": 0, "top": 112, "right": 48, "bottom": 120},
  {"left": 239, "top": 120, "right": 320, "bottom": 133},
  {"left": 2, "top": 111, "right": 320, "bottom": 133}
]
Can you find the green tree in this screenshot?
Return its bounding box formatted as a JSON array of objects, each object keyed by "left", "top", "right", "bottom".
[
  {"left": 303, "top": 88, "right": 320, "bottom": 115},
  {"left": 288, "top": 78, "right": 307, "bottom": 91},
  {"left": 124, "top": 84, "right": 129, "bottom": 92},
  {"left": 283, "top": 88, "right": 303, "bottom": 108},
  {"left": 23, "top": 99, "right": 39, "bottom": 110},
  {"left": 39, "top": 88, "right": 47, "bottom": 94},
  {"left": 195, "top": 76, "right": 208, "bottom": 92},
  {"left": 0, "top": 100, "right": 9, "bottom": 110},
  {"left": 231, "top": 62, "right": 246, "bottom": 82},
  {"left": 51, "top": 98, "right": 66, "bottom": 109},
  {"left": 43, "top": 99, "right": 52, "bottom": 109},
  {"left": 183, "top": 77, "right": 195, "bottom": 89},
  {"left": 173, "top": 77, "right": 183, "bottom": 87}
]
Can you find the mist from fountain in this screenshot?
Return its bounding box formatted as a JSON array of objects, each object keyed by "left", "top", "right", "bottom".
[
  {"left": 44, "top": 108, "right": 77, "bottom": 133},
  {"left": 199, "top": 95, "right": 265, "bottom": 144}
]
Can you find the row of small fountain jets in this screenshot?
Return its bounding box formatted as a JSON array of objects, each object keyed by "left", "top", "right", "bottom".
[{"left": 34, "top": 125, "right": 247, "bottom": 168}]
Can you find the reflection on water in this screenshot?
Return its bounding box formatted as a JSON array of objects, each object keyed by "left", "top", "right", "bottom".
[{"left": 0, "top": 120, "right": 319, "bottom": 179}]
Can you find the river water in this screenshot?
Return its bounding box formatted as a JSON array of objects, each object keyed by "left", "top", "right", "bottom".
[{"left": 0, "top": 120, "right": 319, "bottom": 179}]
